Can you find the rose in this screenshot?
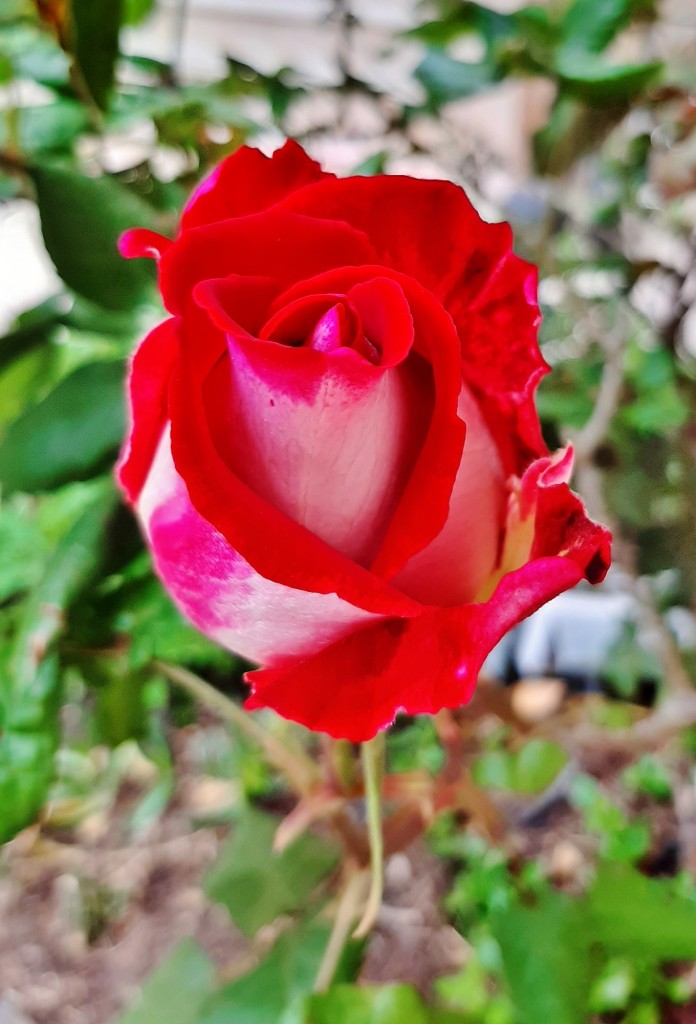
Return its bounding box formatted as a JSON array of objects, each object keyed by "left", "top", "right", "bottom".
[{"left": 118, "top": 140, "right": 610, "bottom": 742}]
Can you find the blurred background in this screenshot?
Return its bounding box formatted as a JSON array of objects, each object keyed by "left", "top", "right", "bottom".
[{"left": 0, "top": 1, "right": 695, "bottom": 1022}]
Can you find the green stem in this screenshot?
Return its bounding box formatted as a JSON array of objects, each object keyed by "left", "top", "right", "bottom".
[
  {"left": 154, "top": 661, "right": 319, "bottom": 796},
  {"left": 313, "top": 868, "right": 367, "bottom": 992},
  {"left": 353, "top": 731, "right": 386, "bottom": 938}
]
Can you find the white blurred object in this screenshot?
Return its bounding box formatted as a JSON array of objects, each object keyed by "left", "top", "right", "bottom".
[
  {"left": 0, "top": 202, "right": 61, "bottom": 333},
  {"left": 515, "top": 590, "right": 637, "bottom": 680}
]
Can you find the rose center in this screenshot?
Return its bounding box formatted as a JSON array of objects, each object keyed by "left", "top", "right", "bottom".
[{"left": 260, "top": 294, "right": 381, "bottom": 365}]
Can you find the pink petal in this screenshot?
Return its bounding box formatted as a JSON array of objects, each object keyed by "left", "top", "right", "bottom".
[
  {"left": 167, "top": 299, "right": 422, "bottom": 618},
  {"left": 392, "top": 381, "right": 506, "bottom": 605},
  {"left": 138, "top": 428, "right": 382, "bottom": 664},
  {"left": 272, "top": 265, "right": 467, "bottom": 581},
  {"left": 196, "top": 278, "right": 428, "bottom": 567}
]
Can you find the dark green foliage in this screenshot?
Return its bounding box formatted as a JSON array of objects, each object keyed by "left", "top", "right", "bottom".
[
  {"left": 0, "top": 359, "right": 125, "bottom": 494},
  {"left": 30, "top": 164, "right": 159, "bottom": 309}
]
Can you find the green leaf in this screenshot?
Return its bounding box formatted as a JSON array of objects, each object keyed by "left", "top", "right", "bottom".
[
  {"left": 114, "top": 939, "right": 215, "bottom": 1024},
  {"left": 305, "top": 984, "right": 471, "bottom": 1023},
  {"left": 556, "top": 51, "right": 662, "bottom": 103},
  {"left": 350, "top": 151, "right": 388, "bottom": 176},
  {"left": 305, "top": 984, "right": 441, "bottom": 1024},
  {"left": 588, "top": 863, "right": 696, "bottom": 962},
  {"left": 415, "top": 50, "right": 498, "bottom": 107},
  {"left": 122, "top": 0, "right": 155, "bottom": 25},
  {"left": 70, "top": 0, "right": 123, "bottom": 110},
  {"left": 0, "top": 102, "right": 88, "bottom": 153},
  {"left": 492, "top": 891, "right": 592, "bottom": 1024},
  {"left": 204, "top": 805, "right": 338, "bottom": 937},
  {"left": 30, "top": 163, "right": 158, "bottom": 309},
  {"left": 472, "top": 740, "right": 567, "bottom": 795},
  {"left": 0, "top": 486, "right": 117, "bottom": 841},
  {"left": 201, "top": 921, "right": 328, "bottom": 1024},
  {"left": 560, "top": 0, "right": 652, "bottom": 55},
  {"left": 0, "top": 295, "right": 66, "bottom": 373},
  {"left": 0, "top": 360, "right": 125, "bottom": 494},
  {"left": 0, "top": 503, "right": 47, "bottom": 601}
]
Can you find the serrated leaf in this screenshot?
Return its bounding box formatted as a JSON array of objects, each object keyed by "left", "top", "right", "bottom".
[
  {"left": 30, "top": 163, "right": 158, "bottom": 309},
  {"left": 114, "top": 939, "right": 214, "bottom": 1024},
  {"left": 204, "top": 805, "right": 338, "bottom": 936},
  {"left": 0, "top": 359, "right": 125, "bottom": 494}
]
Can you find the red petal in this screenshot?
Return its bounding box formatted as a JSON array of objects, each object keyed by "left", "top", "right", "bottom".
[
  {"left": 245, "top": 556, "right": 586, "bottom": 741},
  {"left": 158, "top": 209, "right": 378, "bottom": 314},
  {"left": 278, "top": 175, "right": 548, "bottom": 473},
  {"left": 117, "top": 319, "right": 178, "bottom": 504},
  {"left": 119, "top": 228, "right": 172, "bottom": 261},
  {"left": 180, "top": 139, "right": 331, "bottom": 231}
]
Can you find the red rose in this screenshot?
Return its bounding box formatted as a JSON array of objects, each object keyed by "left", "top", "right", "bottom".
[{"left": 118, "top": 140, "right": 610, "bottom": 742}]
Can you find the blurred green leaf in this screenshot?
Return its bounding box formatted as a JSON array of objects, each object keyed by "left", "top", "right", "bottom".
[
  {"left": 0, "top": 503, "right": 47, "bottom": 601},
  {"left": 570, "top": 775, "right": 651, "bottom": 863},
  {"left": 492, "top": 891, "right": 592, "bottom": 1024},
  {"left": 0, "top": 485, "right": 117, "bottom": 841},
  {"left": 201, "top": 921, "right": 329, "bottom": 1024},
  {"left": 114, "top": 939, "right": 214, "bottom": 1024},
  {"left": 70, "top": 0, "right": 123, "bottom": 110},
  {"left": 472, "top": 740, "right": 567, "bottom": 795},
  {"left": 556, "top": 52, "right": 662, "bottom": 103},
  {"left": 0, "top": 359, "right": 125, "bottom": 494},
  {"left": 0, "top": 102, "right": 88, "bottom": 153},
  {"left": 589, "top": 863, "right": 696, "bottom": 961},
  {"left": 122, "top": 0, "right": 155, "bottom": 26},
  {"left": 622, "top": 755, "right": 672, "bottom": 802},
  {"left": 351, "top": 151, "right": 388, "bottom": 176},
  {"left": 30, "top": 163, "right": 158, "bottom": 309},
  {"left": 415, "top": 50, "right": 498, "bottom": 106},
  {"left": 0, "top": 295, "right": 67, "bottom": 374},
  {"left": 11, "top": 27, "right": 70, "bottom": 86},
  {"left": 560, "top": 0, "right": 653, "bottom": 55},
  {"left": 305, "top": 984, "right": 469, "bottom": 1024},
  {"left": 204, "top": 805, "right": 338, "bottom": 936}
]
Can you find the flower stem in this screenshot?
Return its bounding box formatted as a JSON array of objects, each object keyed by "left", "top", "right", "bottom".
[
  {"left": 313, "top": 867, "right": 367, "bottom": 992},
  {"left": 353, "top": 731, "right": 386, "bottom": 938},
  {"left": 154, "top": 661, "right": 319, "bottom": 796}
]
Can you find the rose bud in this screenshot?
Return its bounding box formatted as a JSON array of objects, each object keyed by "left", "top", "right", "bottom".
[{"left": 118, "top": 140, "right": 611, "bottom": 742}]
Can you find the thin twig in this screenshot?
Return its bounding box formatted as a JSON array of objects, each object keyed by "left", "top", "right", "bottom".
[
  {"left": 569, "top": 331, "right": 627, "bottom": 462},
  {"left": 314, "top": 868, "right": 367, "bottom": 992},
  {"left": 154, "top": 661, "right": 319, "bottom": 796}
]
